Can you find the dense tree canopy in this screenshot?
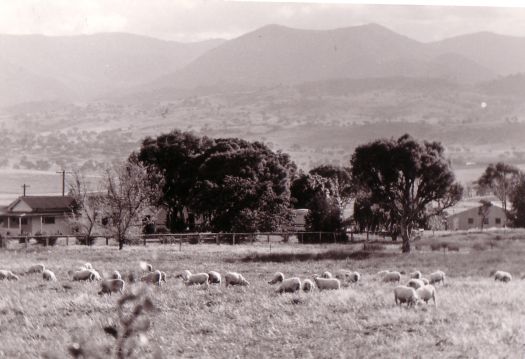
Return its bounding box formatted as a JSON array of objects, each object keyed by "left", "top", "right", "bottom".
[
  {"left": 351, "top": 134, "right": 462, "bottom": 252},
  {"left": 509, "top": 174, "right": 525, "bottom": 228},
  {"left": 309, "top": 165, "right": 353, "bottom": 210}
]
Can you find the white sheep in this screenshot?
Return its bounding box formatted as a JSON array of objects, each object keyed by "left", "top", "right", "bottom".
[
  {"left": 224, "top": 272, "right": 249, "bottom": 287},
  {"left": 377, "top": 270, "right": 390, "bottom": 276},
  {"left": 175, "top": 270, "right": 192, "bottom": 281},
  {"left": 416, "top": 285, "right": 437, "bottom": 306},
  {"left": 98, "top": 279, "right": 125, "bottom": 295},
  {"left": 321, "top": 271, "right": 333, "bottom": 279},
  {"left": 208, "top": 271, "right": 221, "bottom": 285},
  {"left": 494, "top": 271, "right": 512, "bottom": 283},
  {"left": 335, "top": 270, "right": 360, "bottom": 282},
  {"left": 90, "top": 269, "right": 102, "bottom": 281},
  {"left": 313, "top": 276, "right": 341, "bottom": 291},
  {"left": 184, "top": 272, "right": 209, "bottom": 286},
  {"left": 111, "top": 270, "right": 122, "bottom": 280},
  {"left": 410, "top": 271, "right": 422, "bottom": 279},
  {"left": 429, "top": 270, "right": 446, "bottom": 285},
  {"left": 268, "top": 272, "right": 285, "bottom": 284},
  {"left": 72, "top": 269, "right": 96, "bottom": 281},
  {"left": 421, "top": 278, "right": 429, "bottom": 285},
  {"left": 27, "top": 264, "right": 45, "bottom": 274},
  {"left": 394, "top": 285, "right": 418, "bottom": 307},
  {"left": 276, "top": 277, "right": 302, "bottom": 293},
  {"left": 140, "top": 270, "right": 163, "bottom": 286},
  {"left": 407, "top": 279, "right": 425, "bottom": 290},
  {"left": 140, "top": 261, "right": 153, "bottom": 272},
  {"left": 383, "top": 271, "right": 401, "bottom": 283},
  {"left": 42, "top": 269, "right": 57, "bottom": 282},
  {"left": 0, "top": 270, "right": 19, "bottom": 281},
  {"left": 82, "top": 262, "right": 93, "bottom": 270},
  {"left": 302, "top": 279, "right": 314, "bottom": 292}
]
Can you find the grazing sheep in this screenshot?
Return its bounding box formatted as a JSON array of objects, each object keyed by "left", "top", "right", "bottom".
[
  {"left": 268, "top": 272, "right": 285, "bottom": 284},
  {"left": 175, "top": 270, "right": 192, "bottom": 281},
  {"left": 276, "top": 277, "right": 301, "bottom": 293},
  {"left": 27, "top": 264, "right": 45, "bottom": 274},
  {"left": 42, "top": 269, "right": 57, "bottom": 282},
  {"left": 184, "top": 272, "right": 209, "bottom": 286},
  {"left": 0, "top": 270, "right": 19, "bottom": 281},
  {"left": 160, "top": 271, "right": 167, "bottom": 283},
  {"left": 141, "top": 270, "right": 163, "bottom": 286},
  {"left": 416, "top": 285, "right": 437, "bottom": 306},
  {"left": 494, "top": 271, "right": 512, "bottom": 283},
  {"left": 82, "top": 263, "right": 93, "bottom": 270},
  {"left": 98, "top": 279, "right": 125, "bottom": 295},
  {"left": 72, "top": 269, "right": 96, "bottom": 281},
  {"left": 429, "top": 270, "right": 446, "bottom": 285},
  {"left": 335, "top": 270, "right": 360, "bottom": 282},
  {"left": 302, "top": 279, "right": 314, "bottom": 292},
  {"left": 421, "top": 278, "right": 429, "bottom": 285},
  {"left": 90, "top": 269, "right": 102, "bottom": 281},
  {"left": 224, "top": 272, "right": 249, "bottom": 287},
  {"left": 140, "top": 261, "right": 153, "bottom": 272},
  {"left": 111, "top": 270, "right": 122, "bottom": 280},
  {"left": 383, "top": 271, "right": 401, "bottom": 283},
  {"left": 208, "top": 271, "right": 221, "bottom": 285},
  {"left": 377, "top": 270, "right": 390, "bottom": 276},
  {"left": 313, "top": 276, "right": 341, "bottom": 291},
  {"left": 410, "top": 271, "right": 422, "bottom": 279},
  {"left": 321, "top": 271, "right": 333, "bottom": 279},
  {"left": 407, "top": 279, "right": 425, "bottom": 290},
  {"left": 394, "top": 285, "right": 418, "bottom": 307}
]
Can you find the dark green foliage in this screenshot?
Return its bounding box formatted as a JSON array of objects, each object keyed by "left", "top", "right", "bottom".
[
  {"left": 510, "top": 174, "right": 525, "bottom": 227},
  {"left": 305, "top": 193, "right": 343, "bottom": 233}
]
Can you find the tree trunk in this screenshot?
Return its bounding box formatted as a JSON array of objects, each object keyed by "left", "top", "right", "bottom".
[{"left": 400, "top": 221, "right": 411, "bottom": 253}]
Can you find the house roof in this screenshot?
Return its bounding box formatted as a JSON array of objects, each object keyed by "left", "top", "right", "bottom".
[
  {"left": 446, "top": 196, "right": 505, "bottom": 217},
  {"left": 8, "top": 195, "right": 76, "bottom": 213}
]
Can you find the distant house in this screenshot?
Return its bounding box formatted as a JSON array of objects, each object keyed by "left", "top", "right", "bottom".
[
  {"left": 0, "top": 196, "right": 76, "bottom": 236},
  {"left": 290, "top": 209, "right": 309, "bottom": 231},
  {"left": 445, "top": 197, "right": 507, "bottom": 230}
]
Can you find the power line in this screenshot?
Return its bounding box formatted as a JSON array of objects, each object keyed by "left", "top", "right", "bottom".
[{"left": 56, "top": 170, "right": 72, "bottom": 196}]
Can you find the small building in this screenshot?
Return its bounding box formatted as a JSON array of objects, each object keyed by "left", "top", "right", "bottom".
[
  {"left": 446, "top": 197, "right": 507, "bottom": 230},
  {"left": 290, "top": 208, "right": 309, "bottom": 231},
  {"left": 0, "top": 195, "right": 76, "bottom": 235}
]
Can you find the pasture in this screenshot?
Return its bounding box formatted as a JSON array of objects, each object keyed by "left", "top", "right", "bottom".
[{"left": 0, "top": 233, "right": 524, "bottom": 358}]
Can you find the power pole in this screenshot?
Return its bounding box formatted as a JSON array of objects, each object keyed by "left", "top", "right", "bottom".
[
  {"left": 56, "top": 170, "right": 72, "bottom": 196},
  {"left": 21, "top": 184, "right": 30, "bottom": 196}
]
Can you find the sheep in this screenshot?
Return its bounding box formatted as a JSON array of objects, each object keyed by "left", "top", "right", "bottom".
[
  {"left": 184, "top": 272, "right": 209, "bottom": 286},
  {"left": 494, "top": 271, "right": 512, "bottom": 283},
  {"left": 268, "top": 272, "right": 285, "bottom": 284},
  {"left": 421, "top": 278, "right": 430, "bottom": 285},
  {"left": 429, "top": 270, "right": 446, "bottom": 285},
  {"left": 98, "top": 279, "right": 125, "bottom": 295},
  {"left": 416, "top": 285, "right": 437, "bottom": 306},
  {"left": 321, "top": 271, "right": 333, "bottom": 279},
  {"left": 82, "top": 263, "right": 93, "bottom": 270},
  {"left": 140, "top": 261, "right": 153, "bottom": 272},
  {"left": 0, "top": 270, "right": 19, "bottom": 281},
  {"left": 313, "top": 276, "right": 341, "bottom": 291},
  {"left": 335, "top": 270, "right": 360, "bottom": 282},
  {"left": 27, "top": 264, "right": 45, "bottom": 274},
  {"left": 224, "top": 272, "right": 249, "bottom": 287},
  {"left": 208, "top": 271, "right": 221, "bottom": 285},
  {"left": 377, "top": 270, "right": 390, "bottom": 276},
  {"left": 383, "top": 271, "right": 401, "bottom": 283},
  {"left": 302, "top": 279, "right": 314, "bottom": 292},
  {"left": 72, "top": 269, "right": 96, "bottom": 281},
  {"left": 394, "top": 285, "right": 418, "bottom": 307},
  {"left": 140, "top": 270, "right": 163, "bottom": 286},
  {"left": 111, "top": 270, "right": 122, "bottom": 280},
  {"left": 160, "top": 271, "right": 167, "bottom": 283},
  {"left": 175, "top": 270, "right": 192, "bottom": 281},
  {"left": 407, "top": 279, "right": 425, "bottom": 290},
  {"left": 90, "top": 269, "right": 102, "bottom": 281},
  {"left": 276, "top": 277, "right": 302, "bottom": 293},
  {"left": 42, "top": 269, "right": 57, "bottom": 282},
  {"left": 410, "top": 271, "right": 422, "bottom": 279}
]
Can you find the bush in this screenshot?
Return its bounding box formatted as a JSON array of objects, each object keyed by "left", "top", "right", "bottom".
[
  {"left": 472, "top": 242, "right": 488, "bottom": 251},
  {"left": 430, "top": 242, "right": 443, "bottom": 251},
  {"left": 76, "top": 236, "right": 96, "bottom": 246},
  {"left": 362, "top": 243, "right": 385, "bottom": 251},
  {"left": 447, "top": 243, "right": 460, "bottom": 252}
]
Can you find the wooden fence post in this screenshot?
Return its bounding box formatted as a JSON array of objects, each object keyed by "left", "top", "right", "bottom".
[
  {"left": 179, "top": 238, "right": 182, "bottom": 252},
  {"left": 216, "top": 233, "right": 219, "bottom": 245},
  {"left": 143, "top": 236, "right": 147, "bottom": 246},
  {"left": 25, "top": 235, "right": 28, "bottom": 250},
  {"left": 232, "top": 234, "right": 236, "bottom": 245},
  {"left": 319, "top": 232, "right": 322, "bottom": 242},
  {"left": 45, "top": 236, "right": 49, "bottom": 247}
]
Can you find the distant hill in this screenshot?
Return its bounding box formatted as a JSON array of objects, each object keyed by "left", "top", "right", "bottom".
[
  {"left": 0, "top": 33, "right": 224, "bottom": 106},
  {"left": 146, "top": 24, "right": 493, "bottom": 93}
]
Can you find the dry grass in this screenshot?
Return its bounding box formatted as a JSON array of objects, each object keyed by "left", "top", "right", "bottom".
[{"left": 0, "top": 235, "right": 524, "bottom": 358}]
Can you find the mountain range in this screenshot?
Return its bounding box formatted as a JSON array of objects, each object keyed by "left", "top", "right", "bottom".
[{"left": 1, "top": 23, "right": 525, "bottom": 107}]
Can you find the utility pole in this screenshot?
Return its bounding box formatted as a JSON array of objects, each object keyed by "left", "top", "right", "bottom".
[
  {"left": 21, "top": 184, "right": 30, "bottom": 196},
  {"left": 56, "top": 170, "right": 72, "bottom": 196}
]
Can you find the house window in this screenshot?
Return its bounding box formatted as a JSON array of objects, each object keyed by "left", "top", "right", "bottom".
[
  {"left": 483, "top": 218, "right": 489, "bottom": 225},
  {"left": 43, "top": 216, "right": 55, "bottom": 224},
  {"left": 20, "top": 217, "right": 28, "bottom": 225},
  {"left": 495, "top": 218, "right": 501, "bottom": 225},
  {"left": 468, "top": 218, "right": 474, "bottom": 224}
]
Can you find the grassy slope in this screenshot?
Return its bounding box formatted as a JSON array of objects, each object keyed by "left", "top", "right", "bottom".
[{"left": 0, "top": 234, "right": 524, "bottom": 358}]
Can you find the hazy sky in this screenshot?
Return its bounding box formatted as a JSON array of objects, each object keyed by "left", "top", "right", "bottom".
[{"left": 1, "top": 0, "right": 525, "bottom": 43}]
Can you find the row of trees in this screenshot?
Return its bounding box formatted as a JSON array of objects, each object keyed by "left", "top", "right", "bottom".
[{"left": 70, "top": 130, "right": 470, "bottom": 253}]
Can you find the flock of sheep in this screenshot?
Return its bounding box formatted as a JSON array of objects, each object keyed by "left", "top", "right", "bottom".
[{"left": 0, "top": 263, "right": 514, "bottom": 307}]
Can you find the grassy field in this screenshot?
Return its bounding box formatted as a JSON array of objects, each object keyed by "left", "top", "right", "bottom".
[{"left": 0, "top": 232, "right": 524, "bottom": 358}]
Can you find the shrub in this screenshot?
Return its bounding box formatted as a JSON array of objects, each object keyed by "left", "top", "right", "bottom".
[
  {"left": 76, "top": 236, "right": 96, "bottom": 246},
  {"left": 362, "top": 243, "right": 385, "bottom": 251},
  {"left": 447, "top": 243, "right": 460, "bottom": 252},
  {"left": 472, "top": 243, "right": 487, "bottom": 251},
  {"left": 430, "top": 242, "right": 443, "bottom": 251}
]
